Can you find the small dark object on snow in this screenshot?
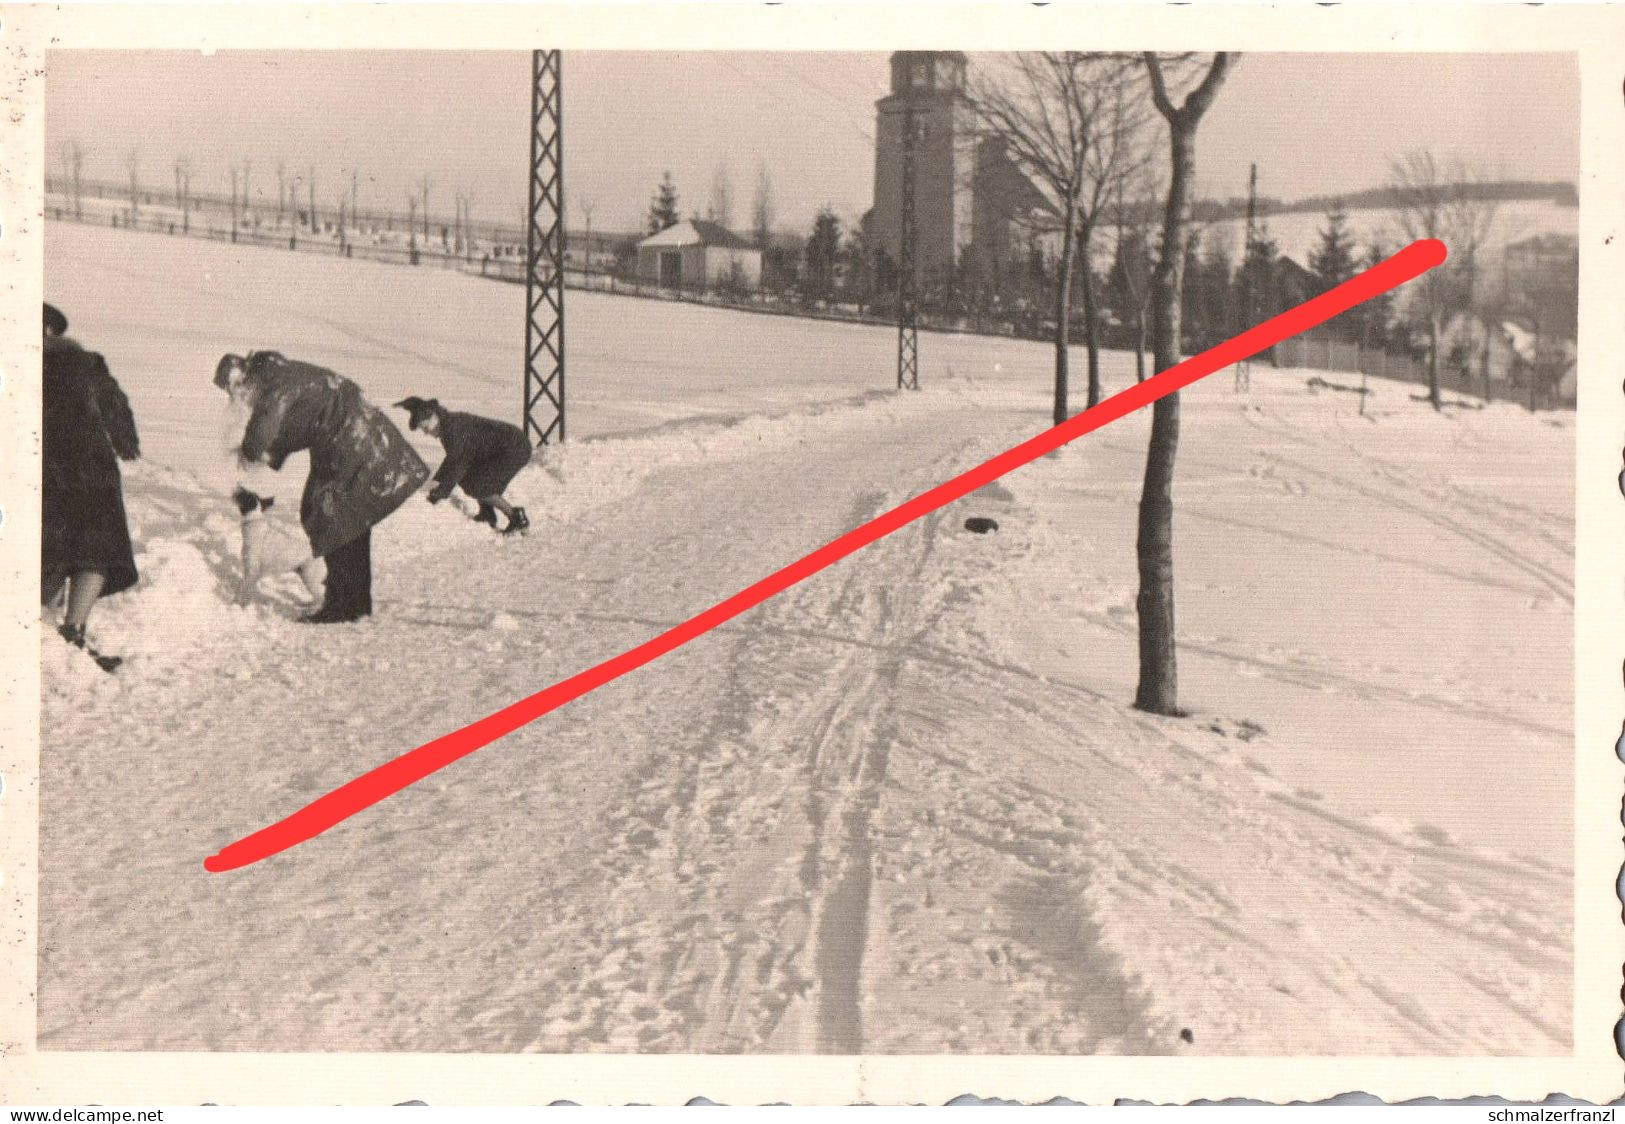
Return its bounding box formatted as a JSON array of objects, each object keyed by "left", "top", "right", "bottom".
[
  {"left": 1305, "top": 375, "right": 1370, "bottom": 397},
  {"left": 964, "top": 516, "right": 1000, "bottom": 534},
  {"left": 1180, "top": 1028, "right": 1194, "bottom": 1044}
]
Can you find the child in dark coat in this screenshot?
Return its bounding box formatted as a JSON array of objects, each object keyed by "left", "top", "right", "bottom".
[{"left": 394, "top": 397, "right": 533, "bottom": 535}]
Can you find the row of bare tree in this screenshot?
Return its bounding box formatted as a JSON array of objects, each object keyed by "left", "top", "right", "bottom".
[
  {"left": 966, "top": 51, "right": 1518, "bottom": 716},
  {"left": 966, "top": 51, "right": 1237, "bottom": 716},
  {"left": 59, "top": 143, "right": 499, "bottom": 253}
]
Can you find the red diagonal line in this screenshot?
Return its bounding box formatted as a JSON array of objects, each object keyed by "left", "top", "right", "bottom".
[{"left": 204, "top": 238, "right": 1445, "bottom": 872}]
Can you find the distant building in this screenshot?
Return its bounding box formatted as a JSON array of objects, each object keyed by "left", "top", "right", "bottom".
[
  {"left": 867, "top": 50, "right": 1054, "bottom": 294},
  {"left": 1272, "top": 255, "right": 1321, "bottom": 309},
  {"left": 1502, "top": 231, "right": 1578, "bottom": 338},
  {"left": 636, "top": 219, "right": 762, "bottom": 290}
]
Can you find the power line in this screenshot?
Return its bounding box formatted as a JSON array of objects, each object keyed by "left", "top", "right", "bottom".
[{"left": 722, "top": 54, "right": 877, "bottom": 149}]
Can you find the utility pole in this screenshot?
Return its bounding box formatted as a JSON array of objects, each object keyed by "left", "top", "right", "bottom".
[
  {"left": 524, "top": 49, "right": 566, "bottom": 445},
  {"left": 896, "top": 102, "right": 919, "bottom": 392}
]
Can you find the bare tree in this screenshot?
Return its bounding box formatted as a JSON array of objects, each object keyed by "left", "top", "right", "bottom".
[
  {"left": 276, "top": 162, "right": 288, "bottom": 225},
  {"left": 1134, "top": 50, "right": 1236, "bottom": 717},
  {"left": 751, "top": 165, "right": 774, "bottom": 248},
  {"left": 336, "top": 184, "right": 351, "bottom": 249},
  {"left": 1110, "top": 170, "right": 1160, "bottom": 382},
  {"left": 577, "top": 196, "right": 596, "bottom": 274},
  {"left": 969, "top": 52, "right": 1152, "bottom": 423},
  {"left": 125, "top": 147, "right": 142, "bottom": 221},
  {"left": 64, "top": 140, "right": 86, "bottom": 219},
  {"left": 308, "top": 165, "right": 319, "bottom": 233},
  {"left": 1387, "top": 151, "right": 1497, "bottom": 410},
  {"left": 173, "top": 155, "right": 193, "bottom": 232},
  {"left": 707, "top": 162, "right": 734, "bottom": 230},
  {"left": 416, "top": 174, "right": 433, "bottom": 241}
]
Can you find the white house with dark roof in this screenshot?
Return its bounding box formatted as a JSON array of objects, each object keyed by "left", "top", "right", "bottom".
[{"left": 637, "top": 219, "right": 763, "bottom": 290}]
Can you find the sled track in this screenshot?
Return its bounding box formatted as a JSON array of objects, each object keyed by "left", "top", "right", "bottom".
[
  {"left": 1326, "top": 408, "right": 1574, "bottom": 543},
  {"left": 1238, "top": 406, "right": 1572, "bottom": 604},
  {"left": 1266, "top": 450, "right": 1572, "bottom": 605},
  {"left": 1085, "top": 606, "right": 1566, "bottom": 739}
]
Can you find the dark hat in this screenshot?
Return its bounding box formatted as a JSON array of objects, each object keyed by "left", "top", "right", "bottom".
[
  {"left": 394, "top": 396, "right": 444, "bottom": 431},
  {"left": 214, "top": 353, "right": 248, "bottom": 391},
  {"left": 43, "top": 303, "right": 67, "bottom": 337}
]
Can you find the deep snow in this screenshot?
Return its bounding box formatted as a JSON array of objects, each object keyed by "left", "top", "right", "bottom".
[{"left": 39, "top": 222, "right": 1573, "bottom": 1054}]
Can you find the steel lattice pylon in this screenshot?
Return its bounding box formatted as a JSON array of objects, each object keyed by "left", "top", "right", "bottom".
[
  {"left": 896, "top": 103, "right": 920, "bottom": 392},
  {"left": 525, "top": 49, "right": 566, "bottom": 445}
]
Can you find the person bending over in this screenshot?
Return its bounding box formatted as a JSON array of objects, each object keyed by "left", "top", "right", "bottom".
[
  {"left": 394, "top": 396, "right": 532, "bottom": 535},
  {"left": 215, "top": 351, "right": 428, "bottom": 624}
]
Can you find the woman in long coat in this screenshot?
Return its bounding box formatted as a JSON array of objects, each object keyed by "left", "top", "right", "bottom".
[
  {"left": 42, "top": 303, "right": 140, "bottom": 670},
  {"left": 215, "top": 350, "right": 429, "bottom": 623}
]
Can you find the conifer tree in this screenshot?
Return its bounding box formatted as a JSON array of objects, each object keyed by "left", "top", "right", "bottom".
[{"left": 647, "top": 172, "right": 680, "bottom": 235}]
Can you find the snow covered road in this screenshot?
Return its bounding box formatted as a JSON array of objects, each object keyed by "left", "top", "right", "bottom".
[{"left": 40, "top": 224, "right": 1573, "bottom": 1054}]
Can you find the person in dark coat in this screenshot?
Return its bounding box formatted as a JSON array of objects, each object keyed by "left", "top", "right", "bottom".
[
  {"left": 215, "top": 350, "right": 429, "bottom": 624},
  {"left": 394, "top": 396, "right": 532, "bottom": 535},
  {"left": 42, "top": 303, "right": 140, "bottom": 671}
]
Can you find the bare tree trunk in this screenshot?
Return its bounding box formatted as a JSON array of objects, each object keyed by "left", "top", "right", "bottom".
[
  {"left": 1134, "top": 119, "right": 1193, "bottom": 717},
  {"left": 1052, "top": 194, "right": 1079, "bottom": 427},
  {"left": 1135, "top": 307, "right": 1147, "bottom": 381},
  {"left": 1136, "top": 47, "right": 1236, "bottom": 716},
  {"left": 1427, "top": 312, "right": 1442, "bottom": 410},
  {"left": 1480, "top": 323, "right": 1493, "bottom": 404},
  {"left": 1079, "top": 222, "right": 1102, "bottom": 408},
  {"left": 1528, "top": 317, "right": 1541, "bottom": 413}
]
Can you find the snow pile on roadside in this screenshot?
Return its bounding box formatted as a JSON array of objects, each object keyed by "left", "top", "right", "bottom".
[
  {"left": 395, "top": 380, "right": 994, "bottom": 555},
  {"left": 44, "top": 379, "right": 999, "bottom": 698},
  {"left": 42, "top": 461, "right": 297, "bottom": 701}
]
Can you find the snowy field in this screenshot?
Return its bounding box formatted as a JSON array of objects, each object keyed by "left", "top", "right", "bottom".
[{"left": 40, "top": 222, "right": 1573, "bottom": 1054}]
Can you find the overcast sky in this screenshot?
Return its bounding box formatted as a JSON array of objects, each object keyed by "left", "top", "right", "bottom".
[{"left": 45, "top": 50, "right": 1578, "bottom": 237}]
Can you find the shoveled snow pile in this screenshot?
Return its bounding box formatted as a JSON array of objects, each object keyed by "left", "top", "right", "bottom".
[{"left": 38, "top": 222, "right": 1573, "bottom": 1056}]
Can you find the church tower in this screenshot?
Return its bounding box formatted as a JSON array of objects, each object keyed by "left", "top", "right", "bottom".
[{"left": 870, "top": 51, "right": 978, "bottom": 289}]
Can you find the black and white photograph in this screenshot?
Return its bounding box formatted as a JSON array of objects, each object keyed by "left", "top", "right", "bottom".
[{"left": 3, "top": 1, "right": 1620, "bottom": 1108}]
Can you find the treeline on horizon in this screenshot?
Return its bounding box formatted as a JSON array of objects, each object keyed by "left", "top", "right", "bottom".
[{"left": 1182, "top": 179, "right": 1578, "bottom": 226}]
